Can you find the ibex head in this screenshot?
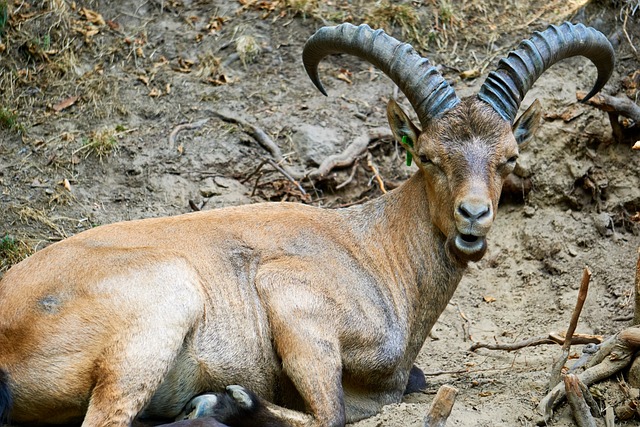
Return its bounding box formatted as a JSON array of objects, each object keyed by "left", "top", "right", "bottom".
[{"left": 303, "top": 22, "right": 614, "bottom": 263}]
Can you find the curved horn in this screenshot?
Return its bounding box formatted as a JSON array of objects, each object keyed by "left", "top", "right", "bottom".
[
  {"left": 303, "top": 23, "right": 460, "bottom": 126},
  {"left": 478, "top": 21, "right": 615, "bottom": 122}
]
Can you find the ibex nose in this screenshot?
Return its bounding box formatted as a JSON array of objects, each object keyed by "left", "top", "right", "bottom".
[{"left": 456, "top": 201, "right": 492, "bottom": 223}]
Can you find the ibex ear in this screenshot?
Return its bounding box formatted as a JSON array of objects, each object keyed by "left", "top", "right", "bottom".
[
  {"left": 387, "top": 99, "right": 421, "bottom": 165},
  {"left": 512, "top": 99, "right": 542, "bottom": 149}
]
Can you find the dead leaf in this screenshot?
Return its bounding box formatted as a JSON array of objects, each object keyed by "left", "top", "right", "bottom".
[
  {"left": 460, "top": 69, "right": 480, "bottom": 79},
  {"left": 149, "top": 87, "right": 162, "bottom": 97},
  {"left": 138, "top": 75, "right": 150, "bottom": 86},
  {"left": 207, "top": 74, "right": 231, "bottom": 86},
  {"left": 80, "top": 8, "right": 105, "bottom": 26},
  {"left": 106, "top": 20, "right": 121, "bottom": 31},
  {"left": 483, "top": 296, "right": 497, "bottom": 303},
  {"left": 61, "top": 179, "right": 72, "bottom": 192},
  {"left": 337, "top": 68, "right": 353, "bottom": 84},
  {"left": 53, "top": 96, "right": 79, "bottom": 112}
]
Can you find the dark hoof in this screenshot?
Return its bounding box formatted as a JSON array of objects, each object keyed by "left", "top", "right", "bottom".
[
  {"left": 404, "top": 364, "right": 428, "bottom": 394},
  {"left": 177, "top": 393, "right": 219, "bottom": 420}
]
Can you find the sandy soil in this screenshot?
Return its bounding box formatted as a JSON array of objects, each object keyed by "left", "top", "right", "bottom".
[{"left": 1, "top": 1, "right": 639, "bottom": 426}]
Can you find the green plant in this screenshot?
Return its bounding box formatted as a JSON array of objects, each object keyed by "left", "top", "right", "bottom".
[
  {"left": 0, "top": 0, "right": 8, "bottom": 36},
  {"left": 0, "top": 235, "right": 32, "bottom": 272},
  {"left": 0, "top": 108, "right": 26, "bottom": 133}
]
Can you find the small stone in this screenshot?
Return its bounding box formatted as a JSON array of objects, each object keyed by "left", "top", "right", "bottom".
[
  {"left": 523, "top": 206, "right": 536, "bottom": 217},
  {"left": 199, "top": 178, "right": 221, "bottom": 198}
]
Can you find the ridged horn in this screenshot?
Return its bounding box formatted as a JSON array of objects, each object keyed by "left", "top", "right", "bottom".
[
  {"left": 303, "top": 23, "right": 460, "bottom": 127},
  {"left": 478, "top": 21, "right": 615, "bottom": 122}
]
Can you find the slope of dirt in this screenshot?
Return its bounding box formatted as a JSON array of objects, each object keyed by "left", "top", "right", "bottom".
[{"left": 1, "top": 1, "right": 639, "bottom": 426}]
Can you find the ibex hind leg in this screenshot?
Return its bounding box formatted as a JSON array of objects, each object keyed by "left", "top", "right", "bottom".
[{"left": 81, "top": 306, "right": 200, "bottom": 426}]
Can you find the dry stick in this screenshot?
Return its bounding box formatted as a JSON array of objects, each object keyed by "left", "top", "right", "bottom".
[
  {"left": 265, "top": 158, "right": 307, "bottom": 196},
  {"left": 365, "top": 152, "right": 387, "bottom": 194},
  {"left": 564, "top": 374, "right": 597, "bottom": 427},
  {"left": 168, "top": 118, "right": 209, "bottom": 149},
  {"left": 335, "top": 160, "right": 360, "bottom": 190},
  {"left": 470, "top": 332, "right": 602, "bottom": 352},
  {"left": 604, "top": 406, "right": 615, "bottom": 427},
  {"left": 548, "top": 267, "right": 592, "bottom": 391},
  {"left": 211, "top": 111, "right": 285, "bottom": 161},
  {"left": 424, "top": 384, "right": 458, "bottom": 427},
  {"left": 536, "top": 332, "right": 637, "bottom": 425},
  {"left": 634, "top": 247, "right": 640, "bottom": 325},
  {"left": 577, "top": 91, "right": 640, "bottom": 122},
  {"left": 307, "top": 128, "right": 392, "bottom": 180}
]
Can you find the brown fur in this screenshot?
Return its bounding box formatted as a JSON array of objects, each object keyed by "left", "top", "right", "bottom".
[{"left": 0, "top": 97, "right": 541, "bottom": 427}]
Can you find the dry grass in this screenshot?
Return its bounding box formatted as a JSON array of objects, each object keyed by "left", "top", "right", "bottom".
[
  {"left": 0, "top": 235, "right": 33, "bottom": 273},
  {"left": 75, "top": 128, "right": 119, "bottom": 159}
]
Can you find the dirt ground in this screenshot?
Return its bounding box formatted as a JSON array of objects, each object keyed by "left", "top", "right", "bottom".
[{"left": 1, "top": 0, "right": 639, "bottom": 426}]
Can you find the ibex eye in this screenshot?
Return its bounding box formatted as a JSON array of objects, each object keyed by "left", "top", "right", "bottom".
[
  {"left": 419, "top": 155, "right": 431, "bottom": 164},
  {"left": 507, "top": 155, "right": 518, "bottom": 163}
]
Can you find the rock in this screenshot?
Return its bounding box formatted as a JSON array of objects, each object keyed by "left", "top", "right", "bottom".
[
  {"left": 593, "top": 212, "right": 614, "bottom": 237},
  {"left": 199, "top": 178, "right": 222, "bottom": 198},
  {"left": 291, "top": 124, "right": 341, "bottom": 166}
]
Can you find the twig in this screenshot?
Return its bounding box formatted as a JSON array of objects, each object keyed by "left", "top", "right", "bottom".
[
  {"left": 168, "top": 118, "right": 209, "bottom": 149},
  {"left": 365, "top": 152, "right": 386, "bottom": 194},
  {"left": 424, "top": 384, "right": 457, "bottom": 427},
  {"left": 622, "top": 11, "right": 639, "bottom": 60},
  {"left": 265, "top": 158, "right": 306, "bottom": 196},
  {"left": 211, "top": 111, "right": 306, "bottom": 183},
  {"left": 470, "top": 332, "right": 602, "bottom": 352},
  {"left": 564, "top": 374, "right": 597, "bottom": 427},
  {"left": 634, "top": 248, "right": 640, "bottom": 325},
  {"left": 577, "top": 91, "right": 640, "bottom": 122},
  {"left": 307, "top": 128, "right": 392, "bottom": 180},
  {"left": 211, "top": 111, "right": 284, "bottom": 162},
  {"left": 548, "top": 266, "right": 591, "bottom": 390},
  {"left": 335, "top": 160, "right": 360, "bottom": 190},
  {"left": 242, "top": 158, "right": 307, "bottom": 197},
  {"left": 604, "top": 406, "right": 615, "bottom": 427}
]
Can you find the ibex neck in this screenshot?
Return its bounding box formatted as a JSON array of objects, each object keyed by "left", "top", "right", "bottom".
[{"left": 342, "top": 171, "right": 465, "bottom": 355}]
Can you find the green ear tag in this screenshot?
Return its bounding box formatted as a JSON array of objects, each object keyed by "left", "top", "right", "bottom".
[{"left": 402, "top": 135, "right": 413, "bottom": 166}]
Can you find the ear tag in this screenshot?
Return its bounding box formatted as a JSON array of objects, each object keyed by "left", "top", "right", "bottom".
[{"left": 402, "top": 135, "right": 413, "bottom": 166}]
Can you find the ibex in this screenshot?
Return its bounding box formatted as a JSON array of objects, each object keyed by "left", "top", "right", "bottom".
[{"left": 0, "top": 22, "right": 613, "bottom": 427}]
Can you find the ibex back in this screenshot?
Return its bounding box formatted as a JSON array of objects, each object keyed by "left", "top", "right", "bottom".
[{"left": 0, "top": 22, "right": 614, "bottom": 427}]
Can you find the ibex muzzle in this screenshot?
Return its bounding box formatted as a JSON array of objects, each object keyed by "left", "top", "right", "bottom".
[{"left": 0, "top": 22, "right": 614, "bottom": 427}]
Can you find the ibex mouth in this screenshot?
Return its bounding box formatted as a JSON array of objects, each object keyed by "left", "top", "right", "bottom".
[{"left": 452, "top": 233, "right": 487, "bottom": 262}]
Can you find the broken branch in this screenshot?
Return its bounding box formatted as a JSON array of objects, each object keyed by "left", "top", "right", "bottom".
[
  {"left": 424, "top": 384, "right": 457, "bottom": 427},
  {"left": 634, "top": 248, "right": 640, "bottom": 325},
  {"left": 548, "top": 266, "right": 591, "bottom": 390},
  {"left": 307, "top": 128, "right": 392, "bottom": 180},
  {"left": 564, "top": 374, "right": 597, "bottom": 427},
  {"left": 469, "top": 332, "right": 602, "bottom": 352},
  {"left": 168, "top": 118, "right": 209, "bottom": 149},
  {"left": 577, "top": 91, "right": 640, "bottom": 122},
  {"left": 536, "top": 329, "right": 637, "bottom": 425}
]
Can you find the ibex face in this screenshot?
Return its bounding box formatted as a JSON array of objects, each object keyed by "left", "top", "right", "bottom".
[
  {"left": 387, "top": 98, "right": 522, "bottom": 262},
  {"left": 305, "top": 22, "right": 614, "bottom": 264}
]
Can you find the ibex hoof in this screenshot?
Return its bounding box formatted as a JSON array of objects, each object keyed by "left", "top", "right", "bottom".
[
  {"left": 225, "top": 385, "right": 254, "bottom": 410},
  {"left": 177, "top": 393, "right": 219, "bottom": 420}
]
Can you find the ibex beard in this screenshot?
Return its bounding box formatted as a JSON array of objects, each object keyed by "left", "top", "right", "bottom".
[{"left": 0, "top": 21, "right": 614, "bottom": 427}]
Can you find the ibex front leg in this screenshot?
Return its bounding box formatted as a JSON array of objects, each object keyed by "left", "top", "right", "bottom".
[{"left": 222, "top": 264, "right": 346, "bottom": 427}]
